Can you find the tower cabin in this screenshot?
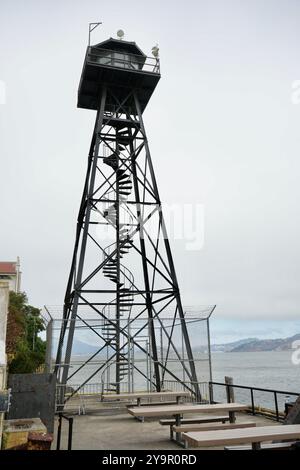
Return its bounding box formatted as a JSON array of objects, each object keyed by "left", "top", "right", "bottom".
[{"left": 77, "top": 37, "right": 160, "bottom": 113}]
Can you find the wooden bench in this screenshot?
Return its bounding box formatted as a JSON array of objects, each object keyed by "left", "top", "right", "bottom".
[
  {"left": 224, "top": 441, "right": 297, "bottom": 451},
  {"left": 102, "top": 391, "right": 190, "bottom": 406},
  {"left": 182, "top": 424, "right": 300, "bottom": 449},
  {"left": 128, "top": 403, "right": 249, "bottom": 444},
  {"left": 127, "top": 401, "right": 180, "bottom": 408},
  {"left": 172, "top": 421, "right": 256, "bottom": 443},
  {"left": 160, "top": 416, "right": 230, "bottom": 440},
  {"left": 173, "top": 421, "right": 256, "bottom": 433},
  {"left": 159, "top": 416, "right": 229, "bottom": 426}
]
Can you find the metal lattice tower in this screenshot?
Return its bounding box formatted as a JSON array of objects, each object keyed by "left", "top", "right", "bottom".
[{"left": 55, "top": 35, "right": 200, "bottom": 403}]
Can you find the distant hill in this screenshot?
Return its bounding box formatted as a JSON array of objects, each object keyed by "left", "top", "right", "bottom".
[
  {"left": 57, "top": 333, "right": 300, "bottom": 356},
  {"left": 211, "top": 338, "right": 257, "bottom": 352},
  {"left": 230, "top": 333, "right": 300, "bottom": 352},
  {"left": 71, "top": 339, "right": 123, "bottom": 357},
  {"left": 71, "top": 339, "right": 101, "bottom": 355}
]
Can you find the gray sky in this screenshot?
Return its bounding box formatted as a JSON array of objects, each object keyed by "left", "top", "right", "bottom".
[{"left": 1, "top": 0, "right": 300, "bottom": 338}]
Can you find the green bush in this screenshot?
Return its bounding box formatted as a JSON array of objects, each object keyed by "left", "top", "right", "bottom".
[{"left": 8, "top": 292, "right": 46, "bottom": 374}]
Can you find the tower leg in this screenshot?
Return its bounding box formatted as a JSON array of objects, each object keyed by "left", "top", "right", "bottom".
[
  {"left": 57, "top": 88, "right": 107, "bottom": 405},
  {"left": 130, "top": 144, "right": 161, "bottom": 391},
  {"left": 134, "top": 93, "right": 200, "bottom": 399}
]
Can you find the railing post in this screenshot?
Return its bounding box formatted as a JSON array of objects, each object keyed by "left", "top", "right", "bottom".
[
  {"left": 68, "top": 417, "right": 73, "bottom": 450},
  {"left": 209, "top": 382, "right": 214, "bottom": 404},
  {"left": 250, "top": 388, "right": 255, "bottom": 415},
  {"left": 274, "top": 392, "right": 279, "bottom": 421},
  {"left": 56, "top": 413, "right": 62, "bottom": 450},
  {"left": 225, "top": 376, "right": 235, "bottom": 403}
]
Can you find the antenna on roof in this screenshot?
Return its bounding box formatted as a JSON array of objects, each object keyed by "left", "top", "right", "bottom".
[
  {"left": 117, "top": 29, "right": 125, "bottom": 40},
  {"left": 151, "top": 44, "right": 159, "bottom": 57},
  {"left": 88, "top": 22, "right": 103, "bottom": 46}
]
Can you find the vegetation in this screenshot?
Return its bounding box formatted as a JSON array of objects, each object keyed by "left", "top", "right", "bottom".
[{"left": 6, "top": 291, "right": 46, "bottom": 373}]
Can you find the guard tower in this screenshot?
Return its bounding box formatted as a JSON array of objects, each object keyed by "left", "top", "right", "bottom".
[{"left": 55, "top": 32, "right": 200, "bottom": 402}]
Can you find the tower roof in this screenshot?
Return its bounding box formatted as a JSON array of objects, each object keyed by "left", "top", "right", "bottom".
[{"left": 92, "top": 38, "right": 147, "bottom": 57}]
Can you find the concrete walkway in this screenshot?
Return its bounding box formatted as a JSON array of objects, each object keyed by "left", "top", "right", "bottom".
[{"left": 52, "top": 409, "right": 279, "bottom": 450}]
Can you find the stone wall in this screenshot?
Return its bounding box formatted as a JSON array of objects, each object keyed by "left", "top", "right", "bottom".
[{"left": 7, "top": 373, "right": 56, "bottom": 433}]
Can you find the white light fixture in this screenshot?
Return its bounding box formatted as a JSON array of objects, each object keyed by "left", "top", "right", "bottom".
[
  {"left": 117, "top": 29, "right": 125, "bottom": 40},
  {"left": 151, "top": 44, "right": 159, "bottom": 58}
]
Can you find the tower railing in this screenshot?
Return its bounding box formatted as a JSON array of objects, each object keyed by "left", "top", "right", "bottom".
[{"left": 87, "top": 47, "right": 160, "bottom": 74}]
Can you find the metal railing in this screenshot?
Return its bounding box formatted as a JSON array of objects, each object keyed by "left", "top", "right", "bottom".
[
  {"left": 209, "top": 381, "right": 299, "bottom": 422},
  {"left": 55, "top": 377, "right": 299, "bottom": 423},
  {"left": 56, "top": 413, "right": 73, "bottom": 450},
  {"left": 56, "top": 382, "right": 103, "bottom": 413},
  {"left": 55, "top": 379, "right": 210, "bottom": 413},
  {"left": 87, "top": 47, "right": 160, "bottom": 74},
  {"left": 162, "top": 380, "right": 210, "bottom": 404},
  {"left": 56, "top": 381, "right": 132, "bottom": 414}
]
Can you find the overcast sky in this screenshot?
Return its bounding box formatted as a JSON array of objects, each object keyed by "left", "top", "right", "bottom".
[{"left": 1, "top": 0, "right": 300, "bottom": 341}]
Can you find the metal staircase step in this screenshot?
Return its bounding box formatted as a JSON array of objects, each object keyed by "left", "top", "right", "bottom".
[
  {"left": 121, "top": 244, "right": 132, "bottom": 249},
  {"left": 103, "top": 159, "right": 118, "bottom": 169},
  {"left": 117, "top": 174, "right": 129, "bottom": 181},
  {"left": 110, "top": 280, "right": 124, "bottom": 286}
]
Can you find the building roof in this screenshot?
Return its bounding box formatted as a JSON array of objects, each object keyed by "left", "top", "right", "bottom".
[{"left": 0, "top": 262, "right": 17, "bottom": 274}]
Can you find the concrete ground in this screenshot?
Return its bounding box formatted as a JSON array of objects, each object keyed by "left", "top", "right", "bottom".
[{"left": 52, "top": 406, "right": 279, "bottom": 450}]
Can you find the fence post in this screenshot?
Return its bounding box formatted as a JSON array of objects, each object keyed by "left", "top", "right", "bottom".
[
  {"left": 250, "top": 388, "right": 255, "bottom": 415},
  {"left": 225, "top": 376, "right": 235, "bottom": 403},
  {"left": 68, "top": 417, "right": 73, "bottom": 450},
  {"left": 56, "top": 413, "right": 62, "bottom": 450},
  {"left": 274, "top": 392, "right": 279, "bottom": 422},
  {"left": 209, "top": 382, "right": 214, "bottom": 404},
  {"left": 45, "top": 319, "right": 53, "bottom": 373}
]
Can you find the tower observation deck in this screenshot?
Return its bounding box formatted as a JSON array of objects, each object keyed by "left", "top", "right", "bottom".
[{"left": 78, "top": 38, "right": 160, "bottom": 112}]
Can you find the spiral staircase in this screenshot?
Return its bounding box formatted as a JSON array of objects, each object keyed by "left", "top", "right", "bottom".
[{"left": 100, "top": 145, "right": 135, "bottom": 393}]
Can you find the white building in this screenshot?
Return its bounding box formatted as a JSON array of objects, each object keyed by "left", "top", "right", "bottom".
[{"left": 0, "top": 258, "right": 21, "bottom": 293}]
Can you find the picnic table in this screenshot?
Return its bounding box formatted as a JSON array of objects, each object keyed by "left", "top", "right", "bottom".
[
  {"left": 182, "top": 424, "right": 300, "bottom": 449},
  {"left": 127, "top": 402, "right": 248, "bottom": 444}
]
